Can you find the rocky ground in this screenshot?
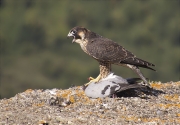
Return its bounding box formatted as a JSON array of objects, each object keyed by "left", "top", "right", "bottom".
[{"left": 0, "top": 81, "right": 180, "bottom": 125}]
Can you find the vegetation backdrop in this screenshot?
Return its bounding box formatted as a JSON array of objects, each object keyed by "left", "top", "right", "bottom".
[{"left": 0, "top": 0, "right": 179, "bottom": 98}]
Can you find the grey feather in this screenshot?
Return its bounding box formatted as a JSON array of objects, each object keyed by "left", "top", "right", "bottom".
[{"left": 84, "top": 73, "right": 144, "bottom": 98}]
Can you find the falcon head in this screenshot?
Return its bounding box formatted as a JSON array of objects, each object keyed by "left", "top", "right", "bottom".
[{"left": 67, "top": 26, "right": 88, "bottom": 43}]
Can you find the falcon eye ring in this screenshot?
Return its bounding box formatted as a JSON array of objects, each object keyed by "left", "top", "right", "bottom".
[{"left": 71, "top": 30, "right": 77, "bottom": 34}]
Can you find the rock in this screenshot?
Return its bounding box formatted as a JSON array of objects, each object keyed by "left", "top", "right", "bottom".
[{"left": 0, "top": 81, "right": 179, "bottom": 124}]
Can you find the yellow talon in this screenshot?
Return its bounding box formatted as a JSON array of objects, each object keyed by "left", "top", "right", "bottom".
[
  {"left": 85, "top": 75, "right": 102, "bottom": 86},
  {"left": 88, "top": 77, "right": 95, "bottom": 81}
]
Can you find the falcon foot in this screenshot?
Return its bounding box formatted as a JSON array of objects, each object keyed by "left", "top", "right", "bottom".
[
  {"left": 88, "top": 77, "right": 95, "bottom": 81},
  {"left": 84, "top": 75, "right": 102, "bottom": 86}
]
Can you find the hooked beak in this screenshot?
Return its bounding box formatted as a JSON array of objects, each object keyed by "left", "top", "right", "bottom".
[{"left": 67, "top": 32, "right": 75, "bottom": 43}]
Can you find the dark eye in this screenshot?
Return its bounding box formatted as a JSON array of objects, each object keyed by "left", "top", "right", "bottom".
[{"left": 71, "top": 30, "right": 77, "bottom": 34}]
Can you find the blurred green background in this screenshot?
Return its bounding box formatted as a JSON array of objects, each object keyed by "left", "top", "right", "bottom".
[{"left": 0, "top": 0, "right": 179, "bottom": 98}]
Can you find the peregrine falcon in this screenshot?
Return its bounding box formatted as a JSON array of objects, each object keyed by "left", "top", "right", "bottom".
[{"left": 67, "top": 26, "right": 155, "bottom": 87}]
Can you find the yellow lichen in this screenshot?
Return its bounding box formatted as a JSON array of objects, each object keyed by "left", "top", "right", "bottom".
[
  {"left": 141, "top": 117, "right": 165, "bottom": 123},
  {"left": 57, "top": 90, "right": 72, "bottom": 98},
  {"left": 25, "top": 89, "right": 33, "bottom": 93},
  {"left": 76, "top": 90, "right": 85, "bottom": 97},
  {"left": 121, "top": 116, "right": 139, "bottom": 122},
  {"left": 150, "top": 83, "right": 163, "bottom": 89},
  {"left": 164, "top": 94, "right": 180, "bottom": 102},
  {"left": 32, "top": 102, "right": 45, "bottom": 107},
  {"left": 150, "top": 81, "right": 180, "bottom": 89},
  {"left": 158, "top": 103, "right": 180, "bottom": 109},
  {"left": 69, "top": 95, "right": 75, "bottom": 103}
]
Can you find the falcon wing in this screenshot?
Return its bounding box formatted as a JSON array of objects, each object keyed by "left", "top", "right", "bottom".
[
  {"left": 86, "top": 37, "right": 135, "bottom": 63},
  {"left": 86, "top": 37, "right": 155, "bottom": 70}
]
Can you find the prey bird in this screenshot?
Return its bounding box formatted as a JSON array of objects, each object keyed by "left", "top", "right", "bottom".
[
  {"left": 84, "top": 73, "right": 145, "bottom": 98},
  {"left": 67, "top": 26, "right": 155, "bottom": 87}
]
